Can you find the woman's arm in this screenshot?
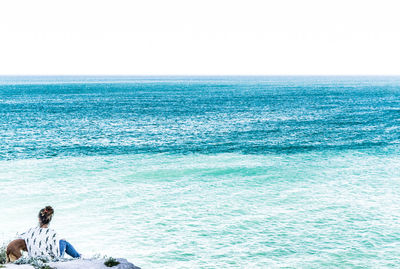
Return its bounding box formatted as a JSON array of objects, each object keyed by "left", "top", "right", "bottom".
[{"left": 16, "top": 228, "right": 32, "bottom": 239}]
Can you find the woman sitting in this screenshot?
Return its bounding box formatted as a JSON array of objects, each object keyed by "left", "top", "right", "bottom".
[{"left": 20, "top": 206, "right": 81, "bottom": 259}]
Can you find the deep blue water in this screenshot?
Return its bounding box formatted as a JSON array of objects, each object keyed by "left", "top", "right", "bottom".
[{"left": 1, "top": 76, "right": 399, "bottom": 160}]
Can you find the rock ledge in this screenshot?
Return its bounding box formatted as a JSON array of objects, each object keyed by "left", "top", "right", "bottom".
[{"left": 3, "top": 258, "right": 140, "bottom": 269}]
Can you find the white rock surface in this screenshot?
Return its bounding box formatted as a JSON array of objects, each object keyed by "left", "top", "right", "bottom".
[{"left": 3, "top": 258, "right": 140, "bottom": 269}]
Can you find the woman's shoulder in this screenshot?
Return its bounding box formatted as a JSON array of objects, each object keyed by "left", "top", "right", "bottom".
[
  {"left": 41, "top": 227, "right": 58, "bottom": 234},
  {"left": 28, "top": 226, "right": 58, "bottom": 235},
  {"left": 25, "top": 226, "right": 39, "bottom": 234},
  {"left": 19, "top": 226, "right": 38, "bottom": 239}
]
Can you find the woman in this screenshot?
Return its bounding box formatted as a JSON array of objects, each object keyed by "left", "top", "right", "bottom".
[{"left": 20, "top": 206, "right": 81, "bottom": 259}]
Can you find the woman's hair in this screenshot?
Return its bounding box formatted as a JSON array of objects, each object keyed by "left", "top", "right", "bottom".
[{"left": 38, "top": 206, "right": 54, "bottom": 225}]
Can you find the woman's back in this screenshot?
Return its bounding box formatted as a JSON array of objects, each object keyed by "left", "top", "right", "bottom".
[{"left": 22, "top": 226, "right": 60, "bottom": 258}]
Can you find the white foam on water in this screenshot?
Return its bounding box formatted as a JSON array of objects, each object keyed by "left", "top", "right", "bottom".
[{"left": 1, "top": 150, "right": 400, "bottom": 267}]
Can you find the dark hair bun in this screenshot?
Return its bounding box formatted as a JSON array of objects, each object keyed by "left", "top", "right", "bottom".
[{"left": 38, "top": 206, "right": 54, "bottom": 225}]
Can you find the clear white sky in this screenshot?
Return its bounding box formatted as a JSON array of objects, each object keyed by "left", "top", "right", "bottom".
[{"left": 0, "top": 0, "right": 399, "bottom": 75}]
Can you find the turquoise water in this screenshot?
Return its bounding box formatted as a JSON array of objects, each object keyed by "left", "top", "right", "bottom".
[{"left": 1, "top": 76, "right": 400, "bottom": 267}]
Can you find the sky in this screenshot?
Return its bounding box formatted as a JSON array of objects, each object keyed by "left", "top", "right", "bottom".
[{"left": 0, "top": 0, "right": 399, "bottom": 75}]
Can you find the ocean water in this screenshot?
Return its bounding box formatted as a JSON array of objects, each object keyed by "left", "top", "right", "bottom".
[{"left": 0, "top": 76, "right": 400, "bottom": 268}]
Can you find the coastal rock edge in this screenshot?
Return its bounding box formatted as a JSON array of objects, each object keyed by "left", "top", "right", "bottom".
[{"left": 4, "top": 258, "right": 140, "bottom": 269}]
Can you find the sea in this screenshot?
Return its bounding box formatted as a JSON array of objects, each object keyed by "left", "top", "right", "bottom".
[{"left": 0, "top": 76, "right": 399, "bottom": 268}]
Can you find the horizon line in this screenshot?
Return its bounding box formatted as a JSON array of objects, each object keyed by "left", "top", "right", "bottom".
[{"left": 1, "top": 74, "right": 400, "bottom": 77}]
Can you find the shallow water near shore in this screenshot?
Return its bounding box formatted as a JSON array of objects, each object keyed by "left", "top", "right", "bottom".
[
  {"left": 1, "top": 151, "right": 400, "bottom": 267},
  {"left": 1, "top": 76, "right": 400, "bottom": 267}
]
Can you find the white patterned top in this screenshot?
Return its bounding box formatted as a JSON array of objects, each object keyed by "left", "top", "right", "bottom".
[{"left": 19, "top": 226, "right": 61, "bottom": 258}]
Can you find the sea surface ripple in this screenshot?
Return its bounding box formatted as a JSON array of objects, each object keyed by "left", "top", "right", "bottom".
[
  {"left": 0, "top": 76, "right": 400, "bottom": 268},
  {"left": 1, "top": 76, "right": 399, "bottom": 159}
]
